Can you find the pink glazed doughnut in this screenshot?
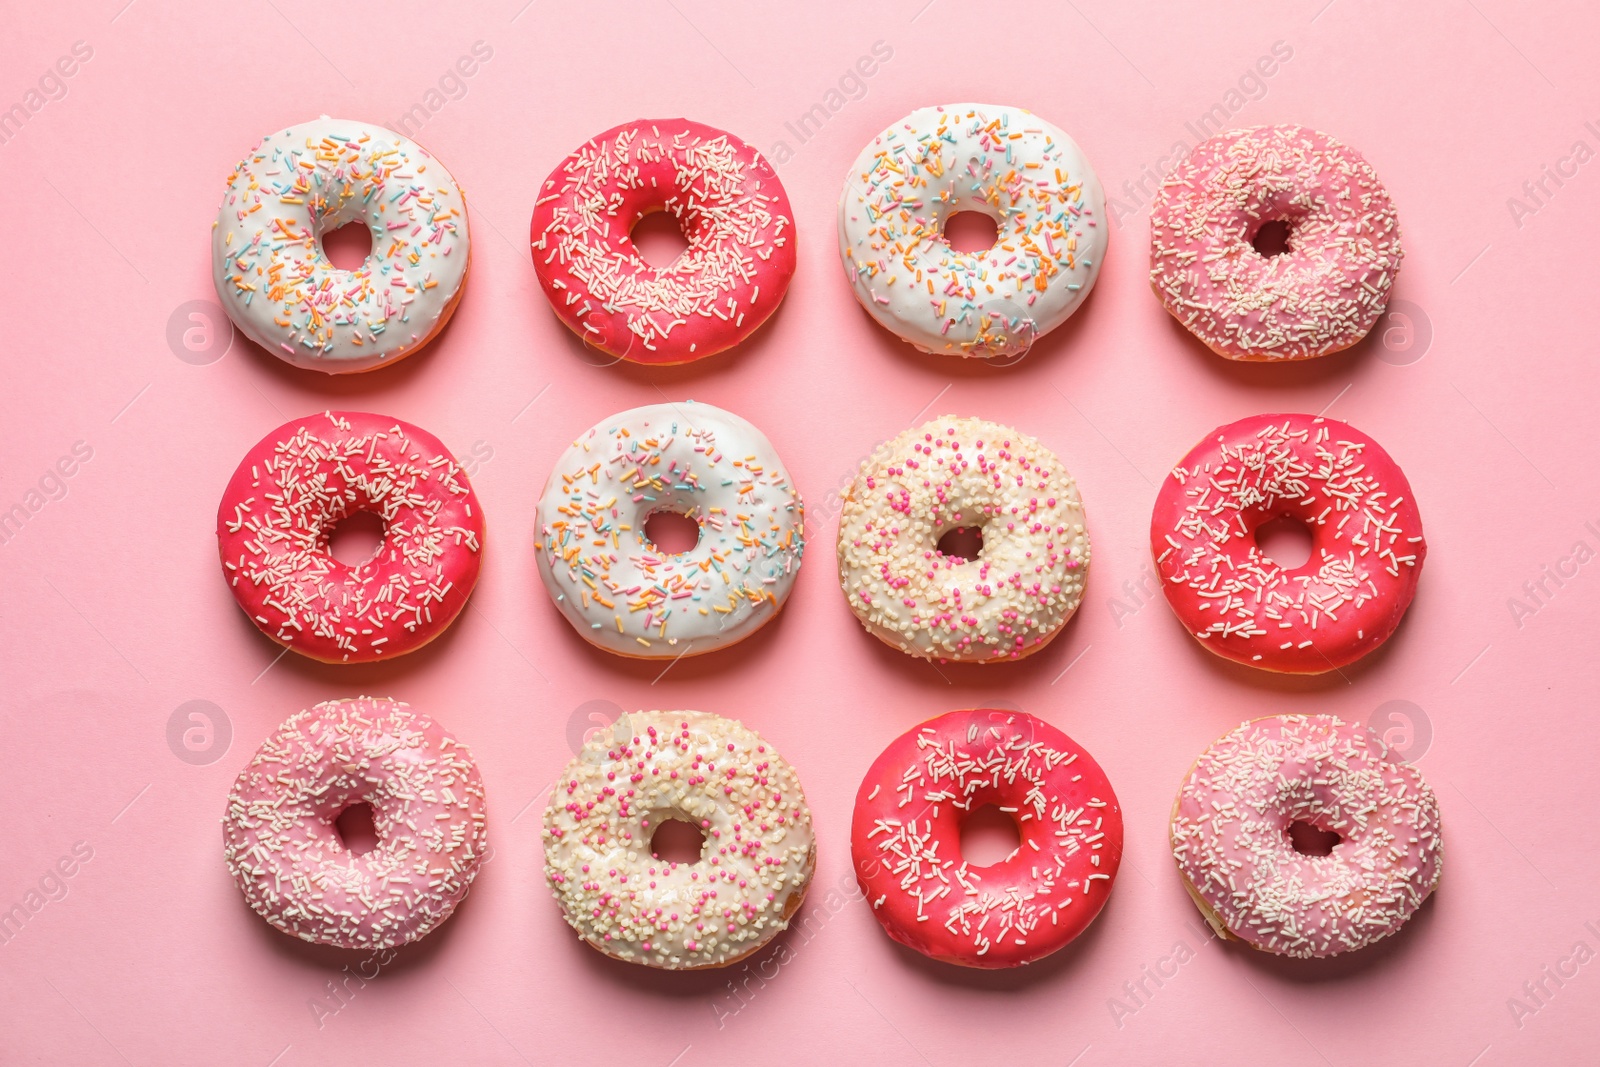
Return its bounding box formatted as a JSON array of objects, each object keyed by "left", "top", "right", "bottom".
[
  {"left": 1151, "top": 413, "right": 1425, "bottom": 674},
  {"left": 530, "top": 119, "right": 796, "bottom": 365},
  {"left": 222, "top": 697, "right": 489, "bottom": 949},
  {"left": 1171, "top": 715, "right": 1442, "bottom": 958},
  {"left": 217, "top": 411, "right": 484, "bottom": 664},
  {"left": 1149, "top": 125, "right": 1402, "bottom": 361}
]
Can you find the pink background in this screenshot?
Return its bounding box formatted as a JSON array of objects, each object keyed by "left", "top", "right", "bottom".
[{"left": 2, "top": 0, "right": 1597, "bottom": 1063}]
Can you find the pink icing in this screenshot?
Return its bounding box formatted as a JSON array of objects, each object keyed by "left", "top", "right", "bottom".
[
  {"left": 1171, "top": 714, "right": 1442, "bottom": 959},
  {"left": 221, "top": 697, "right": 489, "bottom": 950},
  {"left": 1149, "top": 124, "right": 1402, "bottom": 360}
]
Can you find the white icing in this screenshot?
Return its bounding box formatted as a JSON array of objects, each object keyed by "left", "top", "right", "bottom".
[
  {"left": 837, "top": 103, "right": 1107, "bottom": 359},
  {"left": 836, "top": 415, "right": 1090, "bottom": 662},
  {"left": 211, "top": 117, "right": 470, "bottom": 373},
  {"left": 533, "top": 401, "right": 804, "bottom": 658},
  {"left": 542, "top": 710, "right": 815, "bottom": 969}
]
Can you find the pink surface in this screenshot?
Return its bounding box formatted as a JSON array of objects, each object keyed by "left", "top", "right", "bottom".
[{"left": 1, "top": 1, "right": 1597, "bottom": 1064}]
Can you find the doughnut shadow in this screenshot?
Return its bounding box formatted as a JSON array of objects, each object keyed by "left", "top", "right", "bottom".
[
  {"left": 1157, "top": 574, "right": 1421, "bottom": 696},
  {"left": 850, "top": 265, "right": 1106, "bottom": 383},
  {"left": 1200, "top": 887, "right": 1441, "bottom": 985},
  {"left": 559, "top": 896, "right": 808, "bottom": 998},
  {"left": 871, "top": 864, "right": 1122, "bottom": 993},
  {"left": 230, "top": 856, "right": 474, "bottom": 979},
  {"left": 841, "top": 587, "right": 1089, "bottom": 697},
  {"left": 538, "top": 562, "right": 798, "bottom": 686}
]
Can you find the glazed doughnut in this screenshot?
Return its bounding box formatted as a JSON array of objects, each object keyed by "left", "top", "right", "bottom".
[
  {"left": 838, "top": 103, "right": 1106, "bottom": 360},
  {"left": 212, "top": 117, "right": 470, "bottom": 373},
  {"left": 852, "top": 709, "right": 1122, "bottom": 968},
  {"left": 217, "top": 411, "right": 484, "bottom": 664},
  {"left": 1149, "top": 125, "right": 1402, "bottom": 361},
  {"left": 542, "top": 710, "right": 815, "bottom": 970},
  {"left": 222, "top": 697, "right": 488, "bottom": 949},
  {"left": 533, "top": 401, "right": 803, "bottom": 659},
  {"left": 530, "top": 119, "right": 795, "bottom": 364},
  {"left": 1150, "top": 413, "right": 1424, "bottom": 673},
  {"left": 837, "top": 415, "right": 1089, "bottom": 663},
  {"left": 1170, "top": 714, "right": 1442, "bottom": 958}
]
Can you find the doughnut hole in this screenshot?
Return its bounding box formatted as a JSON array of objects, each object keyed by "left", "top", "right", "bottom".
[
  {"left": 630, "top": 210, "right": 690, "bottom": 268},
  {"left": 643, "top": 510, "right": 699, "bottom": 555},
  {"left": 334, "top": 802, "right": 381, "bottom": 856},
  {"left": 1250, "top": 218, "right": 1293, "bottom": 258},
  {"left": 648, "top": 815, "right": 706, "bottom": 866},
  {"left": 959, "top": 804, "right": 1021, "bottom": 867},
  {"left": 1288, "top": 819, "right": 1342, "bottom": 856},
  {"left": 936, "top": 526, "right": 984, "bottom": 562},
  {"left": 322, "top": 220, "right": 373, "bottom": 270},
  {"left": 1255, "top": 515, "right": 1313, "bottom": 569},
  {"left": 942, "top": 210, "right": 999, "bottom": 254},
  {"left": 327, "top": 511, "right": 386, "bottom": 566}
]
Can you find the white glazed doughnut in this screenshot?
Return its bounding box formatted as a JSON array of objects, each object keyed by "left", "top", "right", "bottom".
[
  {"left": 221, "top": 697, "right": 488, "bottom": 950},
  {"left": 212, "top": 116, "right": 470, "bottom": 374},
  {"left": 533, "top": 401, "right": 804, "bottom": 659},
  {"left": 542, "top": 710, "right": 816, "bottom": 970},
  {"left": 837, "top": 415, "right": 1091, "bottom": 662},
  {"left": 838, "top": 103, "right": 1107, "bottom": 360}
]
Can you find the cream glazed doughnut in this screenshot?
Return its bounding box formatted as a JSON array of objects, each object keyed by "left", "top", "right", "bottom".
[
  {"left": 533, "top": 401, "right": 803, "bottom": 659},
  {"left": 1171, "top": 715, "right": 1442, "bottom": 958},
  {"left": 542, "top": 710, "right": 816, "bottom": 970},
  {"left": 852, "top": 709, "right": 1122, "bottom": 968},
  {"left": 212, "top": 117, "right": 470, "bottom": 373},
  {"left": 530, "top": 119, "right": 796, "bottom": 364},
  {"left": 217, "top": 411, "right": 484, "bottom": 664},
  {"left": 1150, "top": 413, "right": 1425, "bottom": 674},
  {"left": 222, "top": 697, "right": 489, "bottom": 949},
  {"left": 838, "top": 103, "right": 1107, "bottom": 360},
  {"left": 837, "top": 416, "right": 1090, "bottom": 663},
  {"left": 1149, "top": 125, "right": 1402, "bottom": 361}
]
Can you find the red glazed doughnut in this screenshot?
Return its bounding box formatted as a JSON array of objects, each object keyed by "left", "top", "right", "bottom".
[
  {"left": 1150, "top": 414, "right": 1425, "bottom": 674},
  {"left": 530, "top": 119, "right": 796, "bottom": 365},
  {"left": 217, "top": 411, "right": 484, "bottom": 664},
  {"left": 851, "top": 709, "right": 1122, "bottom": 968}
]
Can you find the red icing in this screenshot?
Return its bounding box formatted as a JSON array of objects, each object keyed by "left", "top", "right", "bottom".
[
  {"left": 1150, "top": 413, "right": 1425, "bottom": 673},
  {"left": 529, "top": 119, "right": 796, "bottom": 365},
  {"left": 216, "top": 411, "right": 484, "bottom": 663},
  {"left": 851, "top": 709, "right": 1122, "bottom": 968}
]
